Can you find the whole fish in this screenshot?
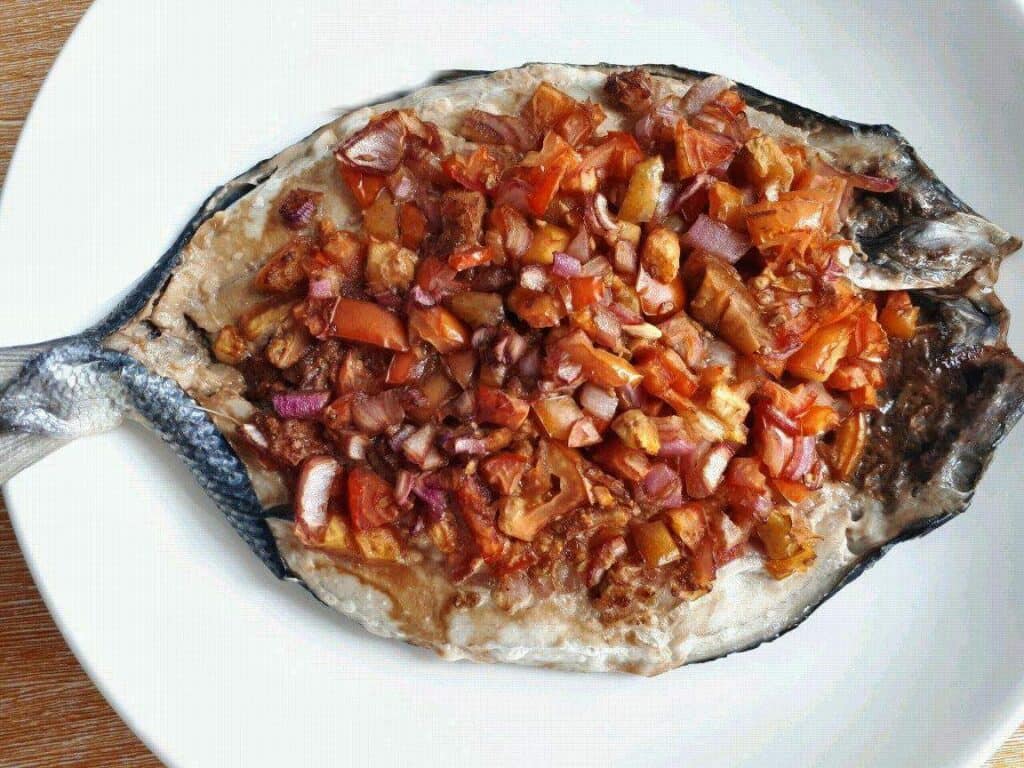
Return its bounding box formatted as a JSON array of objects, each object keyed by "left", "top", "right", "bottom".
[{"left": 1, "top": 64, "right": 1021, "bottom": 674}]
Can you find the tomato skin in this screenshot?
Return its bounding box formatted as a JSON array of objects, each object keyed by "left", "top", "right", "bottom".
[
  {"left": 476, "top": 385, "right": 530, "bottom": 429},
  {"left": 569, "top": 276, "right": 605, "bottom": 309},
  {"left": 348, "top": 467, "right": 400, "bottom": 530},
  {"left": 329, "top": 297, "right": 410, "bottom": 351},
  {"left": 339, "top": 165, "right": 386, "bottom": 209}
]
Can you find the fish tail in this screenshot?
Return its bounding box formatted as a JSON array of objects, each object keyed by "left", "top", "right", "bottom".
[
  {"left": 0, "top": 337, "right": 132, "bottom": 483},
  {"left": 0, "top": 339, "right": 63, "bottom": 391},
  {"left": 0, "top": 432, "right": 68, "bottom": 484}
]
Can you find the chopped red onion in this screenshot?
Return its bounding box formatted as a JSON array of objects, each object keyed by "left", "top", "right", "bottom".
[
  {"left": 336, "top": 431, "right": 369, "bottom": 461},
  {"left": 459, "top": 110, "right": 537, "bottom": 151},
  {"left": 681, "top": 75, "right": 733, "bottom": 116},
  {"left": 294, "top": 456, "right": 340, "bottom": 539},
  {"left": 673, "top": 173, "right": 713, "bottom": 212},
  {"left": 613, "top": 240, "right": 638, "bottom": 275},
  {"left": 337, "top": 112, "right": 407, "bottom": 174},
  {"left": 566, "top": 227, "right": 591, "bottom": 262},
  {"left": 579, "top": 384, "right": 618, "bottom": 422},
  {"left": 591, "top": 305, "right": 622, "bottom": 349},
  {"left": 685, "top": 443, "right": 734, "bottom": 499},
  {"left": 608, "top": 302, "right": 642, "bottom": 325},
  {"left": 567, "top": 417, "right": 602, "bottom": 448},
  {"left": 580, "top": 256, "right": 612, "bottom": 278},
  {"left": 413, "top": 475, "right": 448, "bottom": 522},
  {"left": 705, "top": 339, "right": 737, "bottom": 369},
  {"left": 387, "top": 423, "right": 416, "bottom": 452},
  {"left": 352, "top": 390, "right": 405, "bottom": 435},
  {"left": 642, "top": 463, "right": 684, "bottom": 509},
  {"left": 494, "top": 329, "right": 527, "bottom": 364},
  {"left": 502, "top": 209, "right": 532, "bottom": 258},
  {"left": 272, "top": 390, "right": 330, "bottom": 420},
  {"left": 308, "top": 279, "right": 335, "bottom": 299},
  {"left": 517, "top": 348, "right": 541, "bottom": 379},
  {"left": 394, "top": 469, "right": 417, "bottom": 509},
  {"left": 494, "top": 177, "right": 532, "bottom": 214},
  {"left": 585, "top": 193, "right": 618, "bottom": 239},
  {"left": 681, "top": 214, "right": 751, "bottom": 264},
  {"left": 402, "top": 424, "right": 438, "bottom": 467},
  {"left": 520, "top": 265, "right": 550, "bottom": 291},
  {"left": 552, "top": 252, "right": 582, "bottom": 278},
  {"left": 783, "top": 435, "right": 816, "bottom": 481},
  {"left": 409, "top": 285, "right": 437, "bottom": 306}
]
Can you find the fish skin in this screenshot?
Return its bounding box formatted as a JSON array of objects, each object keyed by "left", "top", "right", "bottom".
[
  {"left": 0, "top": 338, "right": 287, "bottom": 576},
  {"left": 0, "top": 63, "right": 1020, "bottom": 665}
]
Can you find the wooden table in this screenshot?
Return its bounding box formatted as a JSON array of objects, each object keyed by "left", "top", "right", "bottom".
[{"left": 0, "top": 2, "right": 1020, "bottom": 766}]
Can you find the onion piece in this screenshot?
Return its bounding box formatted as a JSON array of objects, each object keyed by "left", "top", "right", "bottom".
[
  {"left": 681, "top": 214, "right": 751, "bottom": 263},
  {"left": 402, "top": 424, "right": 438, "bottom": 467},
  {"left": 272, "top": 390, "right": 330, "bottom": 420},
  {"left": 686, "top": 443, "right": 734, "bottom": 499},
  {"left": 585, "top": 193, "right": 619, "bottom": 240},
  {"left": 642, "top": 463, "right": 684, "bottom": 509},
  {"left": 352, "top": 390, "right": 405, "bottom": 435},
  {"left": 294, "top": 456, "right": 341, "bottom": 540},
  {"left": 413, "top": 474, "right": 449, "bottom": 521},
  {"left": 613, "top": 240, "right": 638, "bottom": 275},
  {"left": 520, "top": 265, "right": 550, "bottom": 291},
  {"left": 566, "top": 227, "right": 591, "bottom": 262},
  {"left": 579, "top": 384, "right": 618, "bottom": 423},
  {"left": 608, "top": 302, "right": 642, "bottom": 324},
  {"left": 681, "top": 75, "right": 733, "bottom": 116},
  {"left": 552, "top": 252, "right": 582, "bottom": 278},
  {"left": 337, "top": 111, "right": 406, "bottom": 174},
  {"left": 783, "top": 435, "right": 816, "bottom": 481},
  {"left": 394, "top": 469, "right": 417, "bottom": 509},
  {"left": 580, "top": 256, "right": 612, "bottom": 278},
  {"left": 308, "top": 279, "right": 335, "bottom": 299}
]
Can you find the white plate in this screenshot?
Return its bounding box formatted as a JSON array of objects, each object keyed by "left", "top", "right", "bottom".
[{"left": 3, "top": 1, "right": 1024, "bottom": 765}]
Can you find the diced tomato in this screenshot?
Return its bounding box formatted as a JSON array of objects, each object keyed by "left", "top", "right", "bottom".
[
  {"left": 565, "top": 132, "right": 643, "bottom": 190},
  {"left": 338, "top": 164, "right": 386, "bottom": 209},
  {"left": 771, "top": 477, "right": 812, "bottom": 504},
  {"left": 481, "top": 452, "right": 529, "bottom": 495},
  {"left": 634, "top": 346, "right": 698, "bottom": 411},
  {"left": 560, "top": 331, "right": 643, "bottom": 389},
  {"left": 675, "top": 122, "right": 736, "bottom": 178},
  {"left": 528, "top": 82, "right": 578, "bottom": 131},
  {"left": 329, "top": 297, "right": 409, "bottom": 351},
  {"left": 386, "top": 348, "right": 425, "bottom": 385},
  {"left": 348, "top": 467, "right": 400, "bottom": 529},
  {"left": 453, "top": 472, "right": 506, "bottom": 563},
  {"left": 568, "top": 276, "right": 605, "bottom": 309},
  {"left": 399, "top": 203, "right": 429, "bottom": 250},
  {"left": 879, "top": 291, "right": 919, "bottom": 341},
  {"left": 507, "top": 287, "right": 565, "bottom": 328},
  {"left": 442, "top": 146, "right": 504, "bottom": 193},
  {"left": 785, "top": 321, "right": 852, "bottom": 382},
  {"left": 476, "top": 385, "right": 530, "bottom": 429},
  {"left": 708, "top": 181, "right": 747, "bottom": 231},
  {"left": 408, "top": 306, "right": 470, "bottom": 353},
  {"left": 800, "top": 404, "right": 839, "bottom": 435},
  {"left": 590, "top": 437, "right": 650, "bottom": 482},
  {"left": 448, "top": 245, "right": 495, "bottom": 272}
]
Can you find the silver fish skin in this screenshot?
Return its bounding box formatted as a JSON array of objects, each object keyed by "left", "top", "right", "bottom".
[{"left": 0, "top": 63, "right": 1020, "bottom": 668}]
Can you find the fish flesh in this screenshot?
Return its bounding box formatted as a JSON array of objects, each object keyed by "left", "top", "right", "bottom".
[{"left": 0, "top": 63, "right": 1021, "bottom": 674}]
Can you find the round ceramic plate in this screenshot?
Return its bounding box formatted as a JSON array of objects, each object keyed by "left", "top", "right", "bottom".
[{"left": 3, "top": 1, "right": 1024, "bottom": 765}]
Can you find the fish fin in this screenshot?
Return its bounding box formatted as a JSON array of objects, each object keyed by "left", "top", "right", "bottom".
[
  {"left": 0, "top": 432, "right": 67, "bottom": 485},
  {"left": 0, "top": 340, "right": 61, "bottom": 391}
]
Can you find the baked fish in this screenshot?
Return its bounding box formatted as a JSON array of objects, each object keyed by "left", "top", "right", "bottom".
[{"left": 1, "top": 64, "right": 1021, "bottom": 675}]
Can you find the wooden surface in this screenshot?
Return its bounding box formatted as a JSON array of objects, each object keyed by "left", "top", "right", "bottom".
[{"left": 0, "top": 2, "right": 1020, "bottom": 766}]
